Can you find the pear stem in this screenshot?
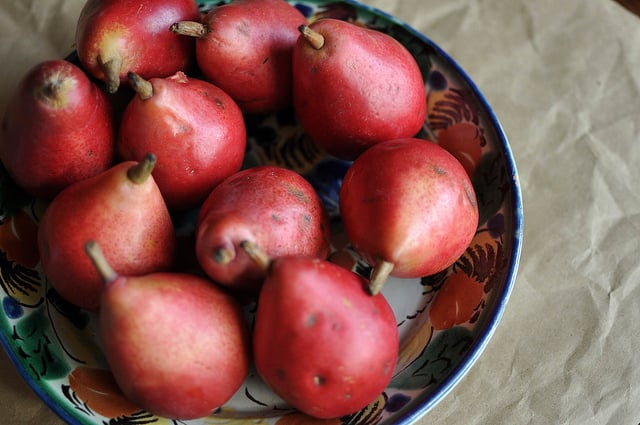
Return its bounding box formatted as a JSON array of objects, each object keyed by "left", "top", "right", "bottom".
[
  {"left": 127, "top": 153, "right": 157, "bottom": 185},
  {"left": 170, "top": 21, "right": 208, "bottom": 38},
  {"left": 239, "top": 240, "right": 271, "bottom": 272},
  {"left": 98, "top": 55, "right": 123, "bottom": 94},
  {"left": 299, "top": 25, "right": 325, "bottom": 50},
  {"left": 84, "top": 240, "right": 118, "bottom": 285},
  {"left": 127, "top": 72, "right": 153, "bottom": 100},
  {"left": 368, "top": 259, "right": 395, "bottom": 295}
]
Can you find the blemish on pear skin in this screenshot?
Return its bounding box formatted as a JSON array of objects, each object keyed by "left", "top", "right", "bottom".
[
  {"left": 382, "top": 360, "right": 393, "bottom": 376},
  {"left": 433, "top": 165, "right": 447, "bottom": 175},
  {"left": 306, "top": 314, "right": 317, "bottom": 327},
  {"left": 236, "top": 20, "right": 251, "bottom": 37},
  {"left": 286, "top": 184, "right": 309, "bottom": 203},
  {"left": 313, "top": 375, "right": 326, "bottom": 386},
  {"left": 464, "top": 181, "right": 477, "bottom": 209}
]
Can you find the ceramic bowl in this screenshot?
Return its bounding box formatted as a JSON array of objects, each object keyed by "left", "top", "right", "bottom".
[{"left": 0, "top": 0, "right": 523, "bottom": 424}]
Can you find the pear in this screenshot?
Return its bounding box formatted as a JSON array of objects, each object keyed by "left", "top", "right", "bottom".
[
  {"left": 292, "top": 18, "right": 427, "bottom": 159},
  {"left": 84, "top": 240, "right": 251, "bottom": 420},
  {"left": 195, "top": 165, "right": 331, "bottom": 297},
  {"left": 170, "top": 0, "right": 307, "bottom": 114},
  {"left": 37, "top": 154, "right": 176, "bottom": 311},
  {"left": 243, "top": 241, "right": 399, "bottom": 419},
  {"left": 339, "top": 138, "right": 479, "bottom": 294},
  {"left": 117, "top": 71, "right": 247, "bottom": 211},
  {"left": 75, "top": 0, "right": 199, "bottom": 93},
  {"left": 0, "top": 59, "right": 114, "bottom": 200}
]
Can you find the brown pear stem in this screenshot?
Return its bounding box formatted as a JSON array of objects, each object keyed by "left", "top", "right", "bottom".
[
  {"left": 127, "top": 153, "right": 157, "bottom": 185},
  {"left": 239, "top": 240, "right": 271, "bottom": 272},
  {"left": 98, "top": 55, "right": 123, "bottom": 94},
  {"left": 299, "top": 25, "right": 325, "bottom": 50},
  {"left": 368, "top": 259, "right": 394, "bottom": 295},
  {"left": 84, "top": 240, "right": 118, "bottom": 285},
  {"left": 127, "top": 72, "right": 153, "bottom": 100},
  {"left": 170, "top": 21, "right": 208, "bottom": 38}
]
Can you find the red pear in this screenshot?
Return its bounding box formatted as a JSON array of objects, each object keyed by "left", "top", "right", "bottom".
[
  {"left": 293, "top": 19, "right": 427, "bottom": 159},
  {"left": 195, "top": 165, "right": 331, "bottom": 296},
  {"left": 339, "top": 138, "right": 479, "bottom": 294},
  {"left": 117, "top": 71, "right": 247, "bottom": 211},
  {"left": 246, "top": 243, "right": 399, "bottom": 419},
  {"left": 85, "top": 240, "right": 251, "bottom": 420},
  {"left": 37, "top": 155, "right": 176, "bottom": 311},
  {"left": 75, "top": 0, "right": 199, "bottom": 93},
  {"left": 0, "top": 59, "right": 114, "bottom": 199},
  {"left": 170, "top": 0, "right": 307, "bottom": 114}
]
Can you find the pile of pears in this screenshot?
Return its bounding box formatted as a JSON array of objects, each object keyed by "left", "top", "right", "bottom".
[{"left": 0, "top": 0, "right": 479, "bottom": 421}]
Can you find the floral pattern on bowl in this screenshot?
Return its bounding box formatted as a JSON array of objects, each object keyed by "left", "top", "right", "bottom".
[{"left": 0, "top": 1, "right": 523, "bottom": 424}]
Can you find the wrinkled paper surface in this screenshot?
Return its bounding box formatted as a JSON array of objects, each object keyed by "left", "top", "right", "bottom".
[{"left": 1, "top": 0, "right": 640, "bottom": 424}]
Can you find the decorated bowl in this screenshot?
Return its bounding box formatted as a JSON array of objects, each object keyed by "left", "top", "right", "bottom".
[{"left": 0, "top": 0, "right": 523, "bottom": 424}]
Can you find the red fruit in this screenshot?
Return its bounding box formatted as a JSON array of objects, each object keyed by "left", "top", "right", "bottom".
[
  {"left": 37, "top": 156, "right": 176, "bottom": 311},
  {"left": 195, "top": 166, "right": 331, "bottom": 295},
  {"left": 85, "top": 241, "right": 251, "bottom": 420},
  {"left": 102, "top": 273, "right": 250, "bottom": 419},
  {"left": 292, "top": 19, "right": 427, "bottom": 159},
  {"left": 339, "top": 138, "right": 479, "bottom": 294},
  {"left": 75, "top": 0, "right": 199, "bottom": 93},
  {"left": 171, "top": 0, "right": 307, "bottom": 114},
  {"left": 0, "top": 59, "right": 114, "bottom": 199},
  {"left": 117, "top": 71, "right": 246, "bottom": 211},
  {"left": 252, "top": 255, "right": 399, "bottom": 419}
]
